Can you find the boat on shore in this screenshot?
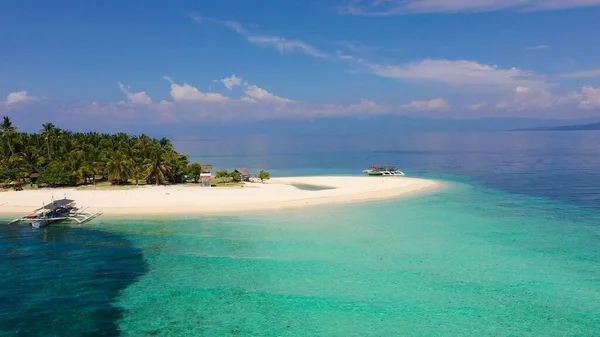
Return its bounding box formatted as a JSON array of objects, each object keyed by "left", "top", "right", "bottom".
[
  {"left": 362, "top": 165, "right": 405, "bottom": 176},
  {"left": 8, "top": 198, "right": 102, "bottom": 228}
]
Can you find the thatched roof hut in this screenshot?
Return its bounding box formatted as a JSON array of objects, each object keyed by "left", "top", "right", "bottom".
[{"left": 235, "top": 168, "right": 251, "bottom": 181}]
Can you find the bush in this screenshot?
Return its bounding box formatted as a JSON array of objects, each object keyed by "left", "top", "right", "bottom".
[
  {"left": 215, "top": 170, "right": 231, "bottom": 183},
  {"left": 188, "top": 163, "right": 202, "bottom": 183},
  {"left": 257, "top": 170, "right": 270, "bottom": 182},
  {"left": 37, "top": 162, "right": 77, "bottom": 186}
]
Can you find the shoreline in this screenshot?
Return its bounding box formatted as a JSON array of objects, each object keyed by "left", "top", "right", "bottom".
[{"left": 0, "top": 176, "right": 441, "bottom": 217}]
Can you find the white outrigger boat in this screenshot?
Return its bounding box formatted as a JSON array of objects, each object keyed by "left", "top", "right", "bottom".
[
  {"left": 362, "top": 165, "right": 405, "bottom": 176},
  {"left": 8, "top": 198, "right": 102, "bottom": 229}
]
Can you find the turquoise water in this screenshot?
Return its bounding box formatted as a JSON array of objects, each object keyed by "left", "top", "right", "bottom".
[
  {"left": 3, "top": 131, "right": 600, "bottom": 335},
  {"left": 77, "top": 183, "right": 600, "bottom": 336}
]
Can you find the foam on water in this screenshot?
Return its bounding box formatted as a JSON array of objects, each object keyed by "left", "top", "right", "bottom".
[{"left": 89, "top": 182, "right": 600, "bottom": 336}]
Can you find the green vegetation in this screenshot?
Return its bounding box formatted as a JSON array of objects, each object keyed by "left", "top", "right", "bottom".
[
  {"left": 188, "top": 163, "right": 202, "bottom": 183},
  {"left": 214, "top": 170, "right": 241, "bottom": 184},
  {"left": 0, "top": 116, "right": 200, "bottom": 187},
  {"left": 257, "top": 170, "right": 271, "bottom": 182}
]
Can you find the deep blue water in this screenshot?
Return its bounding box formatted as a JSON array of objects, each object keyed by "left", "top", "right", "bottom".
[
  {"left": 0, "top": 225, "right": 146, "bottom": 336},
  {"left": 1, "top": 131, "right": 600, "bottom": 336},
  {"left": 179, "top": 131, "right": 600, "bottom": 209}
]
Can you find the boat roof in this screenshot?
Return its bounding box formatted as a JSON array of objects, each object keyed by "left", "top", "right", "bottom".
[
  {"left": 42, "top": 199, "right": 75, "bottom": 209},
  {"left": 371, "top": 165, "right": 399, "bottom": 169}
]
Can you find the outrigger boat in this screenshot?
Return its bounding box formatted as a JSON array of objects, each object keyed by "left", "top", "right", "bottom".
[
  {"left": 362, "top": 165, "right": 405, "bottom": 176},
  {"left": 8, "top": 198, "right": 102, "bottom": 229}
]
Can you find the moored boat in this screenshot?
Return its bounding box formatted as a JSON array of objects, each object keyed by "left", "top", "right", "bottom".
[
  {"left": 8, "top": 198, "right": 102, "bottom": 228},
  {"left": 362, "top": 165, "right": 405, "bottom": 176}
]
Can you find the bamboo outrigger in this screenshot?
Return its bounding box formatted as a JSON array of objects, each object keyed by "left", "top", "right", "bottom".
[{"left": 8, "top": 197, "right": 103, "bottom": 229}]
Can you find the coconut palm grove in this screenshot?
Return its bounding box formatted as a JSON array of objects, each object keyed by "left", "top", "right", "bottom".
[{"left": 0, "top": 116, "right": 200, "bottom": 187}]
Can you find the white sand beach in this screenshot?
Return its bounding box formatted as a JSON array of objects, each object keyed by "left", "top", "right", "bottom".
[{"left": 0, "top": 176, "right": 439, "bottom": 216}]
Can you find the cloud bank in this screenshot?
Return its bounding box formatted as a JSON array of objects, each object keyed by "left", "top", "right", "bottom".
[{"left": 337, "top": 0, "right": 600, "bottom": 16}]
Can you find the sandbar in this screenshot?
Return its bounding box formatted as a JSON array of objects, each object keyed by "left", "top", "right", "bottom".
[{"left": 0, "top": 176, "right": 439, "bottom": 216}]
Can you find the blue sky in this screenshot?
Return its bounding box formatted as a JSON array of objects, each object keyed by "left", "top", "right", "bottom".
[{"left": 2, "top": 0, "right": 600, "bottom": 131}]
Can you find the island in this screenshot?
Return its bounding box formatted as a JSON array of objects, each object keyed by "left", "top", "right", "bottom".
[
  {"left": 0, "top": 117, "right": 439, "bottom": 216},
  {"left": 512, "top": 121, "right": 600, "bottom": 131}
]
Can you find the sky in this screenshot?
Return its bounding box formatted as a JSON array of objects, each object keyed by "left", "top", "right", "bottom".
[{"left": 2, "top": 0, "right": 600, "bottom": 132}]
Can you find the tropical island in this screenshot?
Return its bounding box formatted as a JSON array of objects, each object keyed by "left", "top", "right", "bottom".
[
  {"left": 0, "top": 116, "right": 439, "bottom": 216},
  {"left": 0, "top": 116, "right": 269, "bottom": 189}
]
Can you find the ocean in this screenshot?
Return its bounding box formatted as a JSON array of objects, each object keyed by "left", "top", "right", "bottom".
[{"left": 1, "top": 131, "right": 600, "bottom": 336}]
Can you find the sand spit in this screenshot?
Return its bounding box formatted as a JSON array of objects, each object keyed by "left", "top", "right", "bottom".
[{"left": 0, "top": 176, "right": 440, "bottom": 216}]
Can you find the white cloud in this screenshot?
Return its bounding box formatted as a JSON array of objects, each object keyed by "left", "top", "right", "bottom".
[
  {"left": 245, "top": 35, "right": 325, "bottom": 58},
  {"left": 578, "top": 86, "right": 600, "bottom": 110},
  {"left": 468, "top": 102, "right": 488, "bottom": 111},
  {"left": 118, "top": 82, "right": 152, "bottom": 104},
  {"left": 219, "top": 74, "right": 243, "bottom": 90},
  {"left": 163, "top": 76, "right": 230, "bottom": 102},
  {"left": 369, "top": 59, "right": 545, "bottom": 91},
  {"left": 71, "top": 74, "right": 455, "bottom": 121},
  {"left": 526, "top": 45, "right": 549, "bottom": 51},
  {"left": 559, "top": 69, "right": 600, "bottom": 78},
  {"left": 400, "top": 97, "right": 451, "bottom": 111},
  {"left": 244, "top": 85, "right": 293, "bottom": 104},
  {"left": 496, "top": 86, "right": 555, "bottom": 110},
  {"left": 4, "top": 90, "right": 39, "bottom": 107},
  {"left": 493, "top": 85, "right": 600, "bottom": 111},
  {"left": 189, "top": 13, "right": 202, "bottom": 23},
  {"left": 347, "top": 99, "right": 390, "bottom": 114},
  {"left": 338, "top": 0, "right": 600, "bottom": 16},
  {"left": 195, "top": 18, "right": 326, "bottom": 58}
]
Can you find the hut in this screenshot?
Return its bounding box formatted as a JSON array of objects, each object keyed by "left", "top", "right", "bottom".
[
  {"left": 29, "top": 168, "right": 44, "bottom": 184},
  {"left": 200, "top": 165, "right": 212, "bottom": 187},
  {"left": 234, "top": 168, "right": 251, "bottom": 182}
]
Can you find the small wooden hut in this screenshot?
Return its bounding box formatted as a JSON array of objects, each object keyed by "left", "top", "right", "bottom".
[
  {"left": 200, "top": 165, "right": 213, "bottom": 187},
  {"left": 234, "top": 168, "right": 251, "bottom": 182},
  {"left": 29, "top": 168, "right": 44, "bottom": 184}
]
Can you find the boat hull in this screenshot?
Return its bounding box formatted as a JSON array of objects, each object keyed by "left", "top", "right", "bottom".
[{"left": 364, "top": 170, "right": 405, "bottom": 176}]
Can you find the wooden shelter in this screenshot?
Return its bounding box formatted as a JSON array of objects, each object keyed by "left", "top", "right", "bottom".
[
  {"left": 200, "top": 165, "right": 213, "bottom": 187},
  {"left": 235, "top": 168, "right": 251, "bottom": 182},
  {"left": 29, "top": 168, "right": 44, "bottom": 183}
]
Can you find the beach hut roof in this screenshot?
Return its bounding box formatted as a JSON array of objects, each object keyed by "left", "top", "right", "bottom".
[{"left": 235, "top": 168, "right": 251, "bottom": 177}]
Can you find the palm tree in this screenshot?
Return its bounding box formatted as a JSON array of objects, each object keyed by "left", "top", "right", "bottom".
[
  {"left": 105, "top": 151, "right": 131, "bottom": 184},
  {"left": 41, "top": 122, "right": 57, "bottom": 160},
  {"left": 144, "top": 146, "right": 170, "bottom": 186},
  {"left": 0, "top": 120, "right": 202, "bottom": 188},
  {"left": 1, "top": 116, "right": 17, "bottom": 157}
]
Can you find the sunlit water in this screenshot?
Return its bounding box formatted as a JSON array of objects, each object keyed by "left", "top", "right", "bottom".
[{"left": 2, "top": 131, "right": 600, "bottom": 336}]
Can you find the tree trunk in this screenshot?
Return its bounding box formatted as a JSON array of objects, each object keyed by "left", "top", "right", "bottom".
[
  {"left": 46, "top": 140, "right": 51, "bottom": 160},
  {"left": 155, "top": 173, "right": 159, "bottom": 186},
  {"left": 7, "top": 138, "right": 13, "bottom": 157}
]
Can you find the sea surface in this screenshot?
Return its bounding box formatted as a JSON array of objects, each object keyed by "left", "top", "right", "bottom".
[{"left": 2, "top": 131, "right": 600, "bottom": 336}]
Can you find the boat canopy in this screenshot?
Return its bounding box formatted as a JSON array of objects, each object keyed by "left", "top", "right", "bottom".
[
  {"left": 371, "top": 165, "right": 399, "bottom": 170},
  {"left": 42, "top": 199, "right": 75, "bottom": 210}
]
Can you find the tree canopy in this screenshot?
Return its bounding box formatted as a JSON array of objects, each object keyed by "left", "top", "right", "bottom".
[
  {"left": 0, "top": 117, "right": 196, "bottom": 187},
  {"left": 257, "top": 170, "right": 271, "bottom": 182}
]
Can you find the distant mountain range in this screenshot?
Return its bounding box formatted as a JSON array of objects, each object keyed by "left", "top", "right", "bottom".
[
  {"left": 20, "top": 115, "right": 600, "bottom": 137},
  {"left": 513, "top": 121, "right": 600, "bottom": 131},
  {"left": 146, "top": 117, "right": 600, "bottom": 138}
]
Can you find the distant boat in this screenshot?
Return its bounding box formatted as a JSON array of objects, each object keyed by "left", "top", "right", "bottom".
[
  {"left": 8, "top": 198, "right": 102, "bottom": 228},
  {"left": 362, "top": 166, "right": 405, "bottom": 176}
]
